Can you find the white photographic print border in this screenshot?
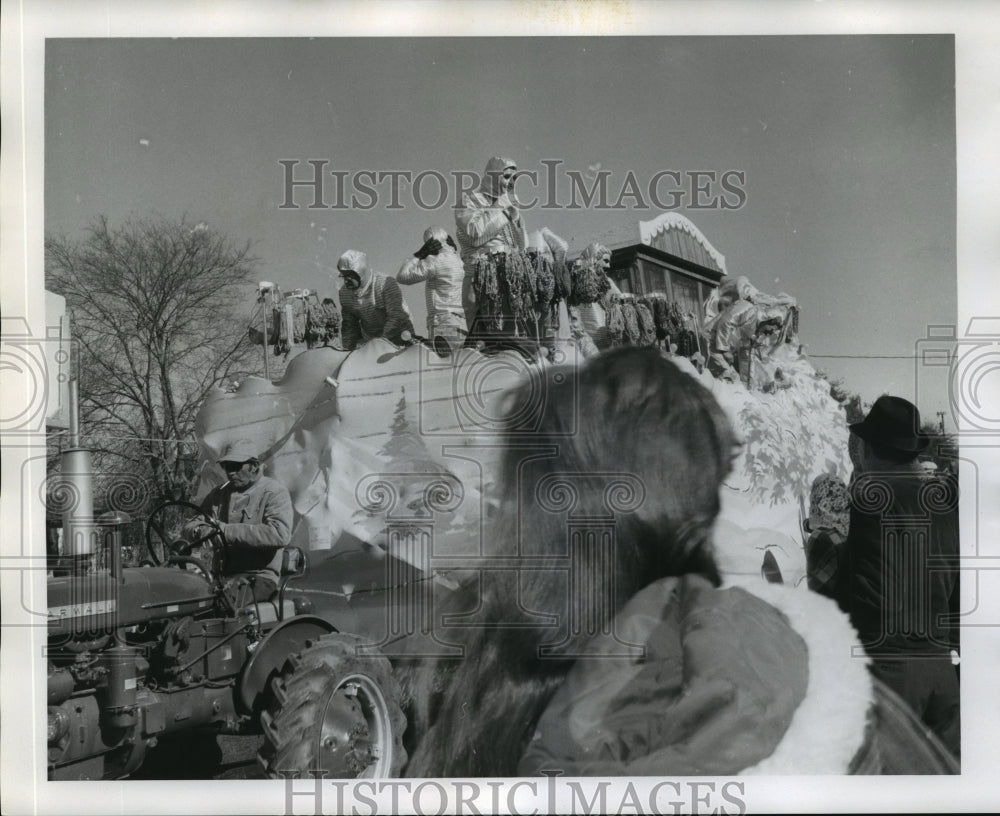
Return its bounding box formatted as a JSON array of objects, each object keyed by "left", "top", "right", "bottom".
[{"left": 3, "top": 0, "right": 999, "bottom": 813}]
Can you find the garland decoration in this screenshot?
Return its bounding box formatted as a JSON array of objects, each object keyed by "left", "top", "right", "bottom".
[
  {"left": 650, "top": 296, "right": 671, "bottom": 340},
  {"left": 665, "top": 301, "right": 686, "bottom": 339},
  {"left": 472, "top": 253, "right": 504, "bottom": 332},
  {"left": 527, "top": 250, "right": 557, "bottom": 310},
  {"left": 606, "top": 294, "right": 625, "bottom": 346},
  {"left": 571, "top": 258, "right": 611, "bottom": 304},
  {"left": 305, "top": 300, "right": 341, "bottom": 347},
  {"left": 634, "top": 300, "right": 658, "bottom": 346},
  {"left": 553, "top": 257, "right": 573, "bottom": 303},
  {"left": 621, "top": 299, "right": 641, "bottom": 345},
  {"left": 502, "top": 250, "right": 539, "bottom": 331}
]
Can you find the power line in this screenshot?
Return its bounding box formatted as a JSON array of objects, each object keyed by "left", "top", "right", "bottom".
[
  {"left": 51, "top": 430, "right": 198, "bottom": 445},
  {"left": 809, "top": 354, "right": 929, "bottom": 359}
]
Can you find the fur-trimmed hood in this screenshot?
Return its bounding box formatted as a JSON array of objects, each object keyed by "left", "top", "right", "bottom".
[{"left": 518, "top": 574, "right": 874, "bottom": 775}]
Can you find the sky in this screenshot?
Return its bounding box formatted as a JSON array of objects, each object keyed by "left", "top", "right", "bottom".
[{"left": 43, "top": 33, "right": 957, "bottom": 418}]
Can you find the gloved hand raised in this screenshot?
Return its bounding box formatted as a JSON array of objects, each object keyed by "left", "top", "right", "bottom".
[{"left": 415, "top": 237, "right": 443, "bottom": 259}]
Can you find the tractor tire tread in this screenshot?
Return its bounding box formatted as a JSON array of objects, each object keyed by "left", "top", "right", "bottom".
[{"left": 257, "top": 633, "right": 406, "bottom": 778}]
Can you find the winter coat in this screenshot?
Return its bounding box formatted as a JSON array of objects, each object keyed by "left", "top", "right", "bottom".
[
  {"left": 198, "top": 475, "right": 293, "bottom": 574},
  {"left": 839, "top": 471, "right": 959, "bottom": 655},
  {"left": 518, "top": 574, "right": 958, "bottom": 775},
  {"left": 339, "top": 267, "right": 416, "bottom": 351},
  {"left": 397, "top": 247, "right": 468, "bottom": 337}
]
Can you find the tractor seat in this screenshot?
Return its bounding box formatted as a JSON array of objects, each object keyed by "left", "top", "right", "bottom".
[{"left": 223, "top": 546, "right": 305, "bottom": 625}]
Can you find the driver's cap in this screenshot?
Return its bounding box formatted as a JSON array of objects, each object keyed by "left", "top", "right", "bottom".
[{"left": 217, "top": 438, "right": 260, "bottom": 465}]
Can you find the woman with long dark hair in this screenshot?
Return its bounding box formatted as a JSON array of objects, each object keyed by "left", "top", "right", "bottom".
[{"left": 404, "top": 346, "right": 958, "bottom": 777}]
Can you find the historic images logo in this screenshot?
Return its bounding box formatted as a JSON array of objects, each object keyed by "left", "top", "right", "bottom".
[{"left": 278, "top": 160, "right": 747, "bottom": 212}]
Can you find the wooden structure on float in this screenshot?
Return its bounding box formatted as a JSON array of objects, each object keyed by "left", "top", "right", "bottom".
[{"left": 570, "top": 212, "right": 728, "bottom": 356}]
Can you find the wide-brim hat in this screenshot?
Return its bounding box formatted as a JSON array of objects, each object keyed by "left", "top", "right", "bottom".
[
  {"left": 849, "top": 395, "right": 929, "bottom": 454},
  {"left": 217, "top": 438, "right": 260, "bottom": 464}
]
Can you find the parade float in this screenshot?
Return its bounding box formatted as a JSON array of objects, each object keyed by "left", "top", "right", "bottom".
[{"left": 192, "top": 212, "right": 853, "bottom": 590}]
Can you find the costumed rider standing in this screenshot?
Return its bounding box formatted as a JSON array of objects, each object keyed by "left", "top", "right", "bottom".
[
  {"left": 183, "top": 439, "right": 294, "bottom": 604},
  {"left": 567, "top": 241, "right": 622, "bottom": 356},
  {"left": 397, "top": 226, "right": 468, "bottom": 356},
  {"left": 337, "top": 249, "right": 415, "bottom": 351},
  {"left": 455, "top": 155, "right": 537, "bottom": 353}
]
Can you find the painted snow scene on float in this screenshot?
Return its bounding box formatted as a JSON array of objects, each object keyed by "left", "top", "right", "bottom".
[{"left": 192, "top": 213, "right": 851, "bottom": 591}]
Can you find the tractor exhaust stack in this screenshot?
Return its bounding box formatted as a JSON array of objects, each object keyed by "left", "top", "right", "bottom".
[{"left": 61, "top": 379, "right": 98, "bottom": 558}]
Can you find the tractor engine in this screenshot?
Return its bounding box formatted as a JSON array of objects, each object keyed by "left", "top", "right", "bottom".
[{"left": 47, "top": 563, "right": 252, "bottom": 780}]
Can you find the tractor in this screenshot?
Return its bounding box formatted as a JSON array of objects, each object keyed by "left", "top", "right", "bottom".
[
  {"left": 45, "top": 495, "right": 442, "bottom": 780},
  {"left": 45, "top": 337, "right": 532, "bottom": 783}
]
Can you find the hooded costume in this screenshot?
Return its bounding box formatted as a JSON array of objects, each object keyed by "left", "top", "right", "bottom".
[
  {"left": 568, "top": 242, "right": 621, "bottom": 352},
  {"left": 337, "top": 250, "right": 415, "bottom": 350},
  {"left": 455, "top": 156, "right": 528, "bottom": 267},
  {"left": 397, "top": 227, "right": 468, "bottom": 344},
  {"left": 518, "top": 574, "right": 958, "bottom": 775},
  {"left": 453, "top": 157, "right": 537, "bottom": 348}
]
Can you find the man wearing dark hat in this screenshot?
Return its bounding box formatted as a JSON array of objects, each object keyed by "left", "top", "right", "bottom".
[
  {"left": 183, "top": 438, "right": 294, "bottom": 601},
  {"left": 838, "top": 395, "right": 960, "bottom": 759}
]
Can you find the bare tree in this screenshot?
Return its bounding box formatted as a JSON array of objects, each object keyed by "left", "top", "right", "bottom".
[{"left": 46, "top": 215, "right": 260, "bottom": 502}]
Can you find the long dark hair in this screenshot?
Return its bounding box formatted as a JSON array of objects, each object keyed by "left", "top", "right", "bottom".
[{"left": 404, "top": 346, "right": 736, "bottom": 777}]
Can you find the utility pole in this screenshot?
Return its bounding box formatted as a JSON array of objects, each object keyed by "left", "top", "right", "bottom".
[
  {"left": 936, "top": 411, "right": 946, "bottom": 435},
  {"left": 258, "top": 282, "right": 273, "bottom": 381}
]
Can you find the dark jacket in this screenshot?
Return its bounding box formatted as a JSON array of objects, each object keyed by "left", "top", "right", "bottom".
[{"left": 838, "top": 471, "right": 959, "bottom": 655}]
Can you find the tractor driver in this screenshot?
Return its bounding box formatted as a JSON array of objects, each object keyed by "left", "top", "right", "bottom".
[{"left": 183, "top": 439, "right": 294, "bottom": 603}]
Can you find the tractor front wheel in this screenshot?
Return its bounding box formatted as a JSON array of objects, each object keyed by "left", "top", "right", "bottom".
[{"left": 257, "top": 633, "right": 406, "bottom": 779}]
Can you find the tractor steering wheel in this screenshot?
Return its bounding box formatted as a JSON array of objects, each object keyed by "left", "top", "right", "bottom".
[{"left": 145, "top": 500, "right": 225, "bottom": 576}]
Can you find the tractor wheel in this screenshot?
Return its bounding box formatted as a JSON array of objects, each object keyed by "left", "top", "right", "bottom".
[{"left": 257, "top": 633, "right": 406, "bottom": 779}]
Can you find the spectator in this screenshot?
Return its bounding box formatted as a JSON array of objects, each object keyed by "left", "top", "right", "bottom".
[
  {"left": 803, "top": 473, "right": 851, "bottom": 599},
  {"left": 336, "top": 249, "right": 415, "bottom": 351},
  {"left": 838, "top": 395, "right": 961, "bottom": 758}
]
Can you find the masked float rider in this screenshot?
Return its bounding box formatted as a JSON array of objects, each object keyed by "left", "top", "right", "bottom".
[
  {"left": 182, "top": 439, "right": 294, "bottom": 604},
  {"left": 568, "top": 241, "right": 622, "bottom": 354},
  {"left": 397, "top": 226, "right": 468, "bottom": 356},
  {"left": 337, "top": 249, "right": 416, "bottom": 351},
  {"left": 455, "top": 156, "right": 532, "bottom": 348}
]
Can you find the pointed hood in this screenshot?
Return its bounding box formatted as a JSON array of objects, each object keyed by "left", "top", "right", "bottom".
[
  {"left": 337, "top": 249, "right": 374, "bottom": 295},
  {"left": 422, "top": 225, "right": 450, "bottom": 244},
  {"left": 480, "top": 156, "right": 517, "bottom": 197}
]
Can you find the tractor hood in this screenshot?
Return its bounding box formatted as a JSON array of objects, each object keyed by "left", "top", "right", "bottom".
[{"left": 48, "top": 567, "right": 214, "bottom": 638}]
